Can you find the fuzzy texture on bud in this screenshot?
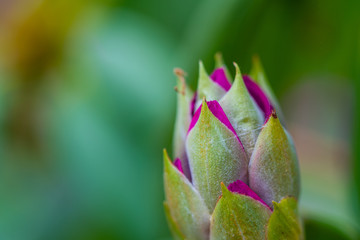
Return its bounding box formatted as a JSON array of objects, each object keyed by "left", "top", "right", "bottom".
[{"left": 164, "top": 54, "right": 302, "bottom": 240}]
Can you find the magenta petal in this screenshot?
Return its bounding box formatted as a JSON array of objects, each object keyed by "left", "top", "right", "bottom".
[
  {"left": 243, "top": 75, "right": 273, "bottom": 121},
  {"left": 188, "top": 104, "right": 202, "bottom": 134},
  {"left": 206, "top": 101, "right": 240, "bottom": 142},
  {"left": 188, "top": 101, "right": 244, "bottom": 149},
  {"left": 210, "top": 68, "right": 231, "bottom": 91},
  {"left": 190, "top": 92, "right": 197, "bottom": 116},
  {"left": 228, "top": 180, "right": 271, "bottom": 210},
  {"left": 173, "top": 158, "right": 184, "bottom": 174}
]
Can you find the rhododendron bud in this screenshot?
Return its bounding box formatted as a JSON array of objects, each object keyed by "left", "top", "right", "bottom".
[{"left": 164, "top": 54, "right": 302, "bottom": 239}]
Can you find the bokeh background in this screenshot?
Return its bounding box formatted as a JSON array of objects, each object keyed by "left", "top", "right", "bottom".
[{"left": 0, "top": 0, "right": 359, "bottom": 239}]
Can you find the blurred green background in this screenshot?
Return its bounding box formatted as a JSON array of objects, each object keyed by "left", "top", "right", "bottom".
[{"left": 0, "top": 0, "right": 359, "bottom": 239}]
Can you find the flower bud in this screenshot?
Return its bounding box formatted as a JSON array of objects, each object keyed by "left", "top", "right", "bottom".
[
  {"left": 248, "top": 113, "right": 300, "bottom": 208},
  {"left": 164, "top": 54, "right": 302, "bottom": 239}
]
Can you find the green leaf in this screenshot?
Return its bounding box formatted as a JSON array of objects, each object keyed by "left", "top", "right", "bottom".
[
  {"left": 186, "top": 99, "right": 248, "bottom": 211},
  {"left": 210, "top": 183, "right": 272, "bottom": 240},
  {"left": 220, "top": 63, "right": 263, "bottom": 159},
  {"left": 196, "top": 61, "right": 226, "bottom": 108},
  {"left": 172, "top": 68, "right": 193, "bottom": 178},
  {"left": 248, "top": 114, "right": 300, "bottom": 208},
  {"left": 267, "top": 197, "right": 303, "bottom": 240},
  {"left": 303, "top": 216, "right": 357, "bottom": 240},
  {"left": 163, "top": 149, "right": 210, "bottom": 240},
  {"left": 249, "top": 56, "right": 286, "bottom": 124}
]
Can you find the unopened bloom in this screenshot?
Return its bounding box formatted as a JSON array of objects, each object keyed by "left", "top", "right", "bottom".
[{"left": 164, "top": 54, "right": 302, "bottom": 239}]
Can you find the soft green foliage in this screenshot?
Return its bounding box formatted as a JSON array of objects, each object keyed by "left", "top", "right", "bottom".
[
  {"left": 267, "top": 197, "right": 303, "bottom": 240},
  {"left": 163, "top": 150, "right": 210, "bottom": 240},
  {"left": 210, "top": 183, "right": 272, "bottom": 240},
  {"left": 249, "top": 114, "right": 300, "bottom": 208},
  {"left": 304, "top": 217, "right": 355, "bottom": 240},
  {"left": 220, "top": 63, "right": 263, "bottom": 159},
  {"left": 186, "top": 99, "right": 248, "bottom": 211}
]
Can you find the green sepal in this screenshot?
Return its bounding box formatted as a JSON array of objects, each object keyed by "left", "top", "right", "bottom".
[
  {"left": 267, "top": 197, "right": 304, "bottom": 240},
  {"left": 220, "top": 63, "right": 263, "bottom": 159},
  {"left": 196, "top": 61, "right": 226, "bottom": 108},
  {"left": 214, "top": 52, "right": 232, "bottom": 82},
  {"left": 248, "top": 114, "right": 300, "bottom": 208},
  {"left": 186, "top": 99, "right": 248, "bottom": 212},
  {"left": 164, "top": 202, "right": 185, "bottom": 240},
  {"left": 249, "top": 56, "right": 286, "bottom": 124},
  {"left": 209, "top": 183, "right": 272, "bottom": 240},
  {"left": 163, "top": 149, "right": 210, "bottom": 240},
  {"left": 172, "top": 68, "right": 193, "bottom": 178}
]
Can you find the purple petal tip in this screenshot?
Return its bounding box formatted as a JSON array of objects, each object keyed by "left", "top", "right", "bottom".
[
  {"left": 206, "top": 101, "right": 238, "bottom": 140},
  {"left": 228, "top": 180, "right": 271, "bottom": 210},
  {"left": 187, "top": 100, "right": 245, "bottom": 149},
  {"left": 188, "top": 103, "right": 202, "bottom": 134},
  {"left": 190, "top": 92, "right": 197, "bottom": 116},
  {"left": 210, "top": 68, "right": 231, "bottom": 91},
  {"left": 243, "top": 75, "right": 273, "bottom": 121},
  {"left": 173, "top": 158, "right": 184, "bottom": 174}
]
